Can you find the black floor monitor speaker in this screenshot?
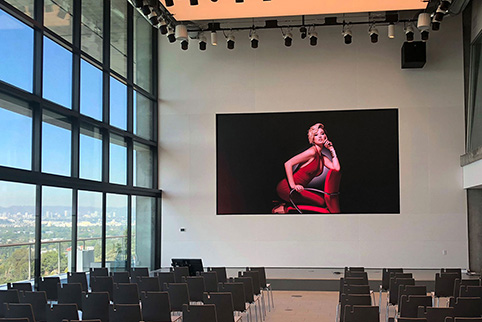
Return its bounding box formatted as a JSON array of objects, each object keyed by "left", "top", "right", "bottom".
[{"left": 401, "top": 41, "right": 426, "bottom": 69}]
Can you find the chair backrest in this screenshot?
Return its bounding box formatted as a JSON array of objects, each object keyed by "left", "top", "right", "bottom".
[
  {"left": 130, "top": 267, "right": 149, "bottom": 280},
  {"left": 233, "top": 277, "right": 254, "bottom": 304},
  {"left": 38, "top": 276, "right": 60, "bottom": 301},
  {"left": 57, "top": 283, "right": 83, "bottom": 310},
  {"left": 3, "top": 303, "right": 35, "bottom": 322},
  {"left": 19, "top": 291, "right": 47, "bottom": 322},
  {"left": 459, "top": 285, "right": 482, "bottom": 298},
  {"left": 111, "top": 271, "right": 130, "bottom": 284},
  {"left": 165, "top": 283, "right": 190, "bottom": 312},
  {"left": 7, "top": 283, "right": 32, "bottom": 293},
  {"left": 208, "top": 267, "right": 227, "bottom": 283},
  {"left": 343, "top": 305, "right": 379, "bottom": 322},
  {"left": 82, "top": 292, "right": 110, "bottom": 322},
  {"left": 0, "top": 318, "right": 30, "bottom": 322},
  {"left": 109, "top": 304, "right": 142, "bottom": 322},
  {"left": 90, "top": 267, "right": 109, "bottom": 277},
  {"left": 113, "top": 283, "right": 139, "bottom": 304},
  {"left": 155, "top": 272, "right": 176, "bottom": 290},
  {"left": 344, "top": 267, "right": 365, "bottom": 274},
  {"left": 399, "top": 285, "right": 427, "bottom": 302},
  {"left": 137, "top": 276, "right": 161, "bottom": 295},
  {"left": 182, "top": 304, "right": 217, "bottom": 322},
  {"left": 343, "top": 284, "right": 370, "bottom": 296},
  {"left": 418, "top": 306, "right": 454, "bottom": 322},
  {"left": 343, "top": 277, "right": 367, "bottom": 286},
  {"left": 239, "top": 271, "right": 261, "bottom": 295},
  {"left": 217, "top": 282, "right": 246, "bottom": 313},
  {"left": 203, "top": 292, "right": 235, "bottom": 322},
  {"left": 0, "top": 290, "right": 20, "bottom": 304},
  {"left": 399, "top": 295, "right": 433, "bottom": 318},
  {"left": 382, "top": 268, "right": 404, "bottom": 291},
  {"left": 397, "top": 319, "right": 428, "bottom": 322},
  {"left": 67, "top": 272, "right": 88, "bottom": 292},
  {"left": 198, "top": 272, "right": 219, "bottom": 293},
  {"left": 345, "top": 271, "right": 368, "bottom": 281},
  {"left": 448, "top": 297, "right": 482, "bottom": 317},
  {"left": 440, "top": 269, "right": 461, "bottom": 280},
  {"left": 247, "top": 267, "right": 267, "bottom": 289},
  {"left": 453, "top": 279, "right": 481, "bottom": 297},
  {"left": 182, "top": 276, "right": 205, "bottom": 302},
  {"left": 325, "top": 169, "right": 342, "bottom": 213},
  {"left": 172, "top": 266, "right": 190, "bottom": 283},
  {"left": 446, "top": 318, "right": 482, "bottom": 322},
  {"left": 389, "top": 278, "right": 415, "bottom": 305},
  {"left": 340, "top": 294, "right": 372, "bottom": 321},
  {"left": 47, "top": 303, "right": 79, "bottom": 322},
  {"left": 141, "top": 291, "right": 171, "bottom": 322},
  {"left": 435, "top": 273, "right": 459, "bottom": 298},
  {"left": 90, "top": 276, "right": 114, "bottom": 299}
]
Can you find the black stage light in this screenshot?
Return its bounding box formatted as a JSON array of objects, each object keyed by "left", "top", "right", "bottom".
[
  {"left": 159, "top": 19, "right": 167, "bottom": 35},
  {"left": 227, "top": 35, "right": 235, "bottom": 50},
  {"left": 250, "top": 30, "right": 259, "bottom": 49},
  {"left": 300, "top": 26, "right": 307, "bottom": 39},
  {"left": 421, "top": 30, "right": 429, "bottom": 41},
  {"left": 167, "top": 29, "right": 176, "bottom": 43},
  {"left": 369, "top": 25, "right": 379, "bottom": 43},
  {"left": 141, "top": 5, "right": 151, "bottom": 15},
  {"left": 284, "top": 32, "right": 292, "bottom": 47},
  {"left": 309, "top": 31, "right": 317, "bottom": 46},
  {"left": 199, "top": 41, "right": 206, "bottom": 50},
  {"left": 181, "top": 40, "right": 188, "bottom": 50},
  {"left": 432, "top": 21, "right": 440, "bottom": 31},
  {"left": 405, "top": 24, "right": 414, "bottom": 42},
  {"left": 343, "top": 27, "right": 352, "bottom": 44},
  {"left": 440, "top": 0, "right": 452, "bottom": 11},
  {"left": 134, "top": 0, "right": 143, "bottom": 8}
]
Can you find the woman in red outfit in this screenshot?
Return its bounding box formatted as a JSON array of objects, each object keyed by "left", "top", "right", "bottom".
[{"left": 273, "top": 123, "right": 340, "bottom": 214}]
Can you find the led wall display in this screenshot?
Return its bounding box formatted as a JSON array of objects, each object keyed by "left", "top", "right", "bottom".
[{"left": 216, "top": 109, "right": 400, "bottom": 215}]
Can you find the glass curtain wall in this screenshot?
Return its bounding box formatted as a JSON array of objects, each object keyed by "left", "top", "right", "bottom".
[
  {"left": 468, "top": 35, "right": 482, "bottom": 151},
  {"left": 0, "top": 0, "right": 159, "bottom": 286}
]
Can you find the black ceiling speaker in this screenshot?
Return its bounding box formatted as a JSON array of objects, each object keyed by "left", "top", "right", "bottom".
[{"left": 401, "top": 41, "right": 426, "bottom": 69}]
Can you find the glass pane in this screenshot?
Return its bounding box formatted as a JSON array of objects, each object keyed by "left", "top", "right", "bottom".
[
  {"left": 110, "top": 134, "right": 127, "bottom": 185},
  {"left": 110, "top": 77, "right": 127, "bottom": 130},
  {"left": 42, "top": 111, "right": 71, "bottom": 176},
  {"left": 131, "top": 196, "right": 155, "bottom": 269},
  {"left": 134, "top": 10, "right": 152, "bottom": 92},
  {"left": 4, "top": 0, "right": 34, "bottom": 17},
  {"left": 134, "top": 91, "right": 153, "bottom": 140},
  {"left": 134, "top": 142, "right": 153, "bottom": 189},
  {"left": 80, "top": 126, "right": 102, "bottom": 181},
  {"left": 77, "top": 190, "right": 102, "bottom": 272},
  {"left": 111, "top": 0, "right": 127, "bottom": 77},
  {"left": 106, "top": 193, "right": 127, "bottom": 272},
  {"left": 80, "top": 59, "right": 103, "bottom": 121},
  {"left": 0, "top": 181, "right": 35, "bottom": 284},
  {"left": 0, "top": 94, "right": 32, "bottom": 170},
  {"left": 0, "top": 9, "right": 33, "bottom": 92},
  {"left": 470, "top": 39, "right": 482, "bottom": 151},
  {"left": 43, "top": 36, "right": 72, "bottom": 109},
  {"left": 81, "top": 0, "right": 103, "bottom": 62},
  {"left": 41, "top": 186, "right": 72, "bottom": 276},
  {"left": 44, "top": 0, "right": 73, "bottom": 43}
]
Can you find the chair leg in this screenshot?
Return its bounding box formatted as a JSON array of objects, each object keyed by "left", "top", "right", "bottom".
[
  {"left": 269, "top": 285, "right": 274, "bottom": 308},
  {"left": 335, "top": 303, "right": 340, "bottom": 322}
]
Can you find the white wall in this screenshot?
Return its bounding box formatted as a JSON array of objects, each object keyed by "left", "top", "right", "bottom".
[{"left": 158, "top": 16, "right": 468, "bottom": 268}]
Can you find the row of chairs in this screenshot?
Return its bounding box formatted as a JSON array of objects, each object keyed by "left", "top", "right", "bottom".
[
  {"left": 338, "top": 267, "right": 482, "bottom": 322},
  {"left": 1, "top": 266, "right": 274, "bottom": 322}
]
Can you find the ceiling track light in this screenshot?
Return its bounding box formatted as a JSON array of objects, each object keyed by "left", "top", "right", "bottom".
[
  {"left": 199, "top": 33, "right": 207, "bottom": 51},
  {"left": 405, "top": 23, "right": 414, "bottom": 42},
  {"left": 148, "top": 11, "right": 158, "bottom": 26},
  {"left": 299, "top": 26, "right": 307, "bottom": 39},
  {"left": 388, "top": 23, "right": 395, "bottom": 39},
  {"left": 134, "top": 0, "right": 143, "bottom": 8},
  {"left": 283, "top": 30, "right": 293, "bottom": 47},
  {"left": 211, "top": 31, "right": 218, "bottom": 46},
  {"left": 159, "top": 19, "right": 168, "bottom": 35},
  {"left": 165, "top": 0, "right": 174, "bottom": 7},
  {"left": 180, "top": 39, "right": 188, "bottom": 50},
  {"left": 141, "top": 5, "right": 151, "bottom": 15},
  {"left": 249, "top": 29, "right": 259, "bottom": 49},
  {"left": 434, "top": 6, "right": 446, "bottom": 22},
  {"left": 308, "top": 28, "right": 318, "bottom": 46},
  {"left": 342, "top": 24, "right": 352, "bottom": 45},
  {"left": 368, "top": 24, "right": 379, "bottom": 43},
  {"left": 440, "top": 0, "right": 452, "bottom": 12},
  {"left": 167, "top": 27, "right": 176, "bottom": 43},
  {"left": 417, "top": 13, "right": 431, "bottom": 41},
  {"left": 432, "top": 16, "right": 441, "bottom": 31},
  {"left": 227, "top": 34, "right": 235, "bottom": 50}
]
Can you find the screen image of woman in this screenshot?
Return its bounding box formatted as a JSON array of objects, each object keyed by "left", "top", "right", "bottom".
[{"left": 273, "top": 122, "right": 341, "bottom": 214}]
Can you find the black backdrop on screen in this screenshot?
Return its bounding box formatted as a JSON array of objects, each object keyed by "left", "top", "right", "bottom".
[{"left": 216, "top": 109, "right": 400, "bottom": 214}]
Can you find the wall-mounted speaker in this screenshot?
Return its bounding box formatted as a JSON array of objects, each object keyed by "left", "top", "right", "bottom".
[{"left": 401, "top": 41, "right": 426, "bottom": 69}]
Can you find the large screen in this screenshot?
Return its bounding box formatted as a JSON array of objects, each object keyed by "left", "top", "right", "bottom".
[{"left": 216, "top": 109, "right": 400, "bottom": 215}]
